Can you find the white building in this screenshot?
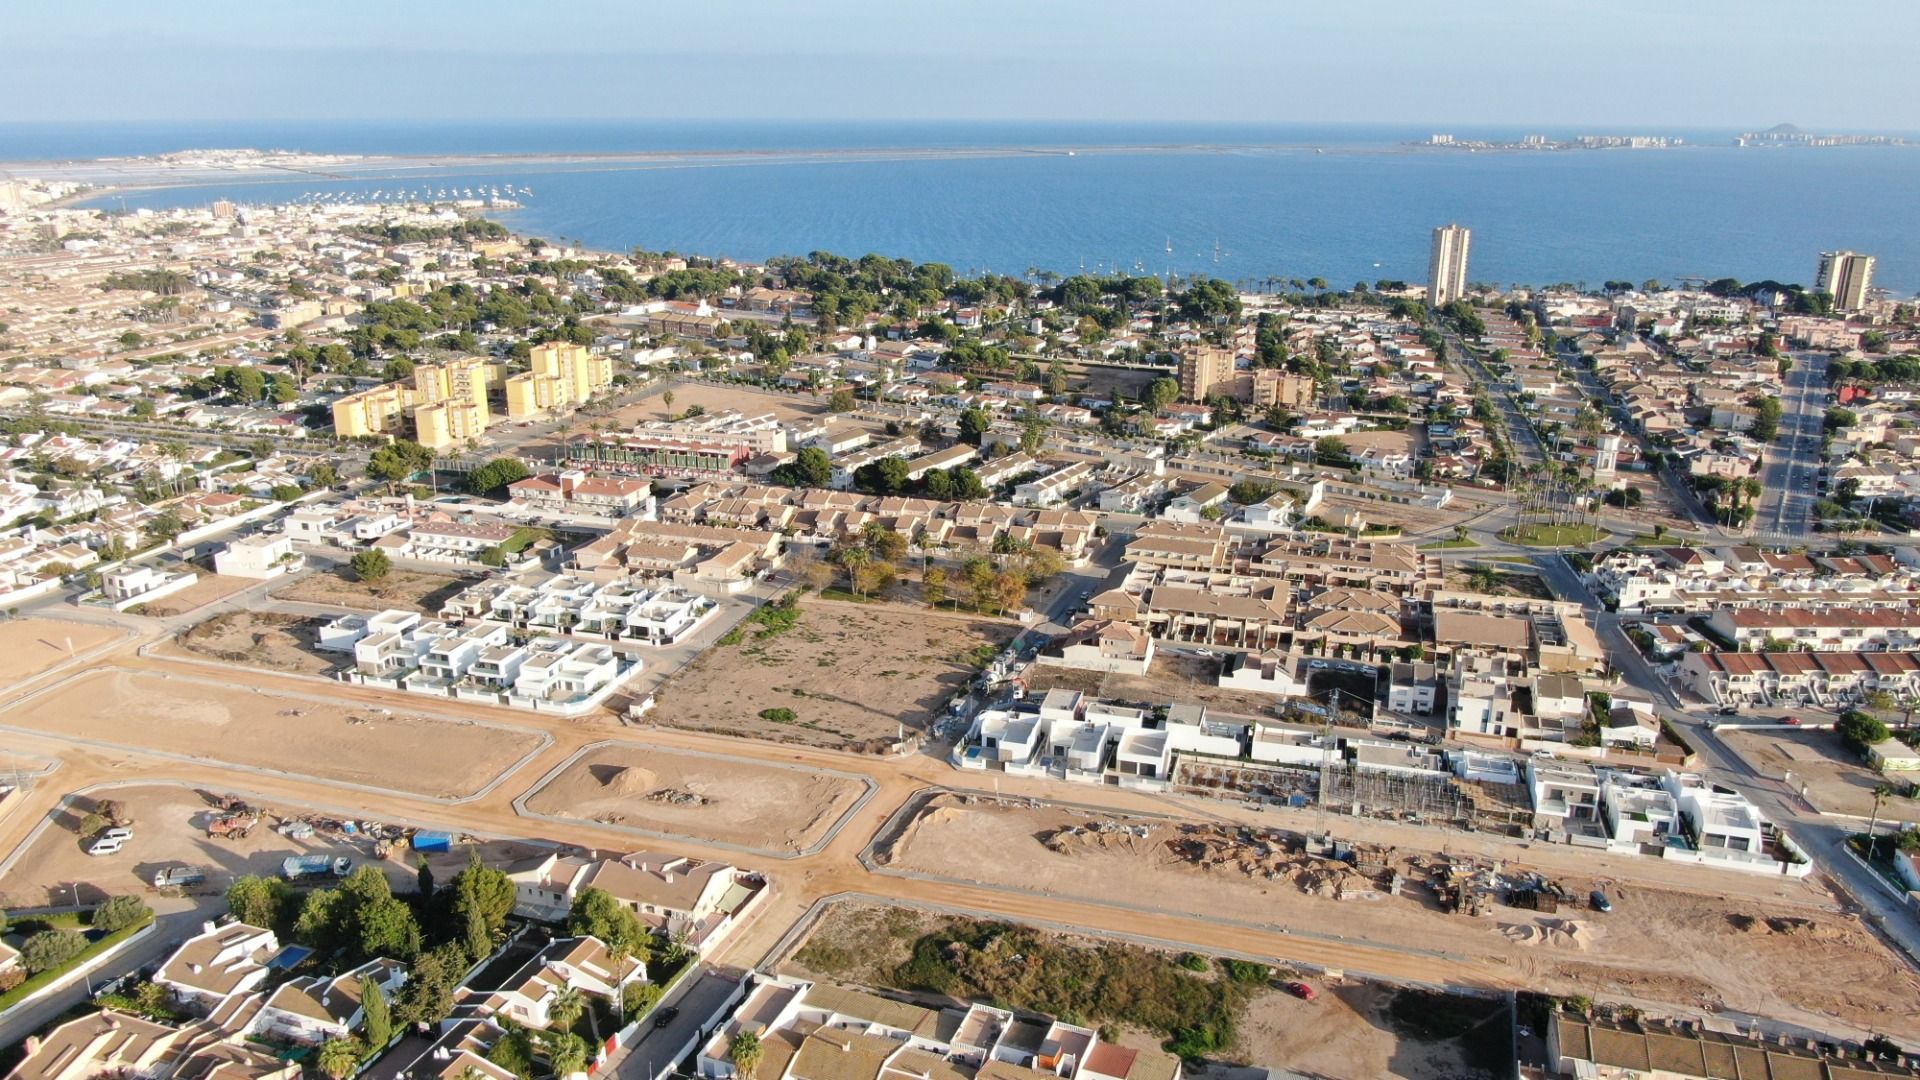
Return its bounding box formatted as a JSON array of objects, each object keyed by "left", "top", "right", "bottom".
[{"left": 213, "top": 533, "right": 304, "bottom": 579}]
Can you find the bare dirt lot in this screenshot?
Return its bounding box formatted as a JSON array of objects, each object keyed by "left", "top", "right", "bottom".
[
  {"left": 128, "top": 572, "right": 261, "bottom": 617},
  {"left": 783, "top": 900, "right": 1506, "bottom": 1079},
  {"left": 172, "top": 611, "right": 339, "bottom": 676},
  {"left": 1027, "top": 652, "right": 1281, "bottom": 719},
  {"left": 521, "top": 742, "right": 866, "bottom": 854},
  {"left": 1724, "top": 728, "right": 1918, "bottom": 820},
  {"left": 272, "top": 566, "right": 472, "bottom": 613},
  {"left": 0, "top": 783, "right": 544, "bottom": 908},
  {"left": 878, "top": 794, "right": 1920, "bottom": 1041},
  {"left": 0, "top": 617, "right": 125, "bottom": 684},
  {"left": 652, "top": 599, "right": 1015, "bottom": 750},
  {"left": 623, "top": 382, "right": 829, "bottom": 427},
  {"left": 0, "top": 669, "right": 544, "bottom": 800}
]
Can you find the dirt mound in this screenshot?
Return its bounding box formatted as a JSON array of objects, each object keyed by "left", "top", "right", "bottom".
[
  {"left": 1728, "top": 913, "right": 1845, "bottom": 940},
  {"left": 1500, "top": 917, "right": 1597, "bottom": 950},
  {"left": 589, "top": 763, "right": 659, "bottom": 796}
]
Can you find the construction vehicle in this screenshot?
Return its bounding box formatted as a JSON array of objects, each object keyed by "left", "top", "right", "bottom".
[{"left": 207, "top": 812, "right": 259, "bottom": 840}]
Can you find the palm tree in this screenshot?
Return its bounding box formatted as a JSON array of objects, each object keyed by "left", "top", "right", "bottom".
[
  {"left": 1868, "top": 782, "right": 1898, "bottom": 860},
  {"left": 547, "top": 986, "right": 586, "bottom": 1034},
  {"left": 316, "top": 1037, "right": 364, "bottom": 1080},
  {"left": 837, "top": 546, "right": 871, "bottom": 597},
  {"left": 662, "top": 389, "right": 675, "bottom": 416},
  {"left": 543, "top": 1031, "right": 590, "bottom": 1078},
  {"left": 729, "top": 1031, "right": 764, "bottom": 1079},
  {"left": 1468, "top": 564, "right": 1501, "bottom": 593}
]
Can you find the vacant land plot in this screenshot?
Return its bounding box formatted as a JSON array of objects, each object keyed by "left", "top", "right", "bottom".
[
  {"left": 652, "top": 600, "right": 1014, "bottom": 750},
  {"left": 0, "top": 783, "right": 544, "bottom": 908},
  {"left": 634, "top": 381, "right": 829, "bottom": 425},
  {"left": 522, "top": 743, "right": 865, "bottom": 854},
  {"left": 273, "top": 566, "right": 471, "bottom": 613},
  {"left": 878, "top": 795, "right": 1920, "bottom": 1040},
  {"left": 0, "top": 669, "right": 544, "bottom": 800},
  {"left": 1443, "top": 565, "right": 1553, "bottom": 600},
  {"left": 128, "top": 573, "right": 261, "bottom": 618},
  {"left": 173, "top": 611, "right": 339, "bottom": 676},
  {"left": 1027, "top": 652, "right": 1280, "bottom": 718},
  {"left": 1726, "top": 728, "right": 1916, "bottom": 819},
  {"left": 784, "top": 900, "right": 1506, "bottom": 1079},
  {"left": 0, "top": 618, "right": 125, "bottom": 685}
]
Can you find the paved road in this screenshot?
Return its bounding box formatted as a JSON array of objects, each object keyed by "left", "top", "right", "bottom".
[
  {"left": 606, "top": 967, "right": 742, "bottom": 1080},
  {"left": 0, "top": 900, "right": 214, "bottom": 1047},
  {"left": 1756, "top": 351, "right": 1829, "bottom": 540}
]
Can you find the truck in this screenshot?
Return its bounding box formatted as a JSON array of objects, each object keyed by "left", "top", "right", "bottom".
[
  {"left": 281, "top": 855, "right": 352, "bottom": 881},
  {"left": 152, "top": 865, "right": 207, "bottom": 890}
]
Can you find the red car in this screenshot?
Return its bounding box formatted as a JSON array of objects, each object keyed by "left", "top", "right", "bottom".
[
  {"left": 1285, "top": 981, "right": 1317, "bottom": 1002},
  {"left": 1783, "top": 717, "right": 1802, "bottom": 726}
]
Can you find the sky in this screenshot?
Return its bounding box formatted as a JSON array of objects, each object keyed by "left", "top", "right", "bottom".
[{"left": 6, "top": 1, "right": 1918, "bottom": 130}]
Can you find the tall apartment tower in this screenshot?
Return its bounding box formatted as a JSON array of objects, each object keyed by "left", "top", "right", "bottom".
[
  {"left": 1815, "top": 250, "right": 1876, "bottom": 312},
  {"left": 1427, "top": 224, "right": 1471, "bottom": 307},
  {"left": 1177, "top": 345, "right": 1234, "bottom": 403}
]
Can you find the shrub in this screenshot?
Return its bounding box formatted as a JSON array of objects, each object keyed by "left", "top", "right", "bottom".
[
  {"left": 20, "top": 930, "right": 88, "bottom": 974},
  {"left": 759, "top": 707, "right": 797, "bottom": 724},
  {"left": 91, "top": 895, "right": 152, "bottom": 933}
]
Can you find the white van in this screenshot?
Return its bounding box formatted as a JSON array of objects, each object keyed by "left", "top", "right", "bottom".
[{"left": 88, "top": 834, "right": 127, "bottom": 856}]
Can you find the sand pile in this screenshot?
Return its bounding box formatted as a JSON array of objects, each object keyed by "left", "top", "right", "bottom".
[
  {"left": 592, "top": 764, "right": 659, "bottom": 797},
  {"left": 1500, "top": 918, "right": 1597, "bottom": 950}
]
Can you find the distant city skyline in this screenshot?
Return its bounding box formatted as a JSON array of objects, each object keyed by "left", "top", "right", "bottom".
[{"left": 5, "top": 1, "right": 1919, "bottom": 130}]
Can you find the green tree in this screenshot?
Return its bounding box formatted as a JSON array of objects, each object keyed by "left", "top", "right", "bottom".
[
  {"left": 827, "top": 387, "right": 857, "bottom": 413},
  {"left": 453, "top": 848, "right": 516, "bottom": 936},
  {"left": 957, "top": 407, "right": 991, "bottom": 446},
  {"left": 19, "top": 930, "right": 87, "bottom": 974},
  {"left": 661, "top": 389, "right": 676, "bottom": 415},
  {"left": 357, "top": 896, "right": 422, "bottom": 960},
  {"left": 467, "top": 457, "right": 531, "bottom": 497},
  {"left": 1313, "top": 436, "right": 1349, "bottom": 463},
  {"left": 316, "top": 1037, "right": 364, "bottom": 1080},
  {"left": 395, "top": 943, "right": 467, "bottom": 1027},
  {"left": 362, "top": 975, "right": 393, "bottom": 1050},
  {"left": 567, "top": 887, "right": 650, "bottom": 962},
  {"left": 367, "top": 439, "right": 433, "bottom": 487},
  {"left": 416, "top": 856, "right": 435, "bottom": 898},
  {"left": 308, "top": 462, "right": 339, "bottom": 488},
  {"left": 730, "top": 1030, "right": 764, "bottom": 1078},
  {"left": 91, "top": 894, "right": 151, "bottom": 933},
  {"left": 548, "top": 986, "right": 587, "bottom": 1033},
  {"left": 226, "top": 875, "right": 293, "bottom": 930},
  {"left": 622, "top": 982, "right": 664, "bottom": 1021},
  {"left": 544, "top": 1031, "right": 590, "bottom": 1077},
  {"left": 464, "top": 902, "right": 492, "bottom": 963},
  {"left": 922, "top": 567, "right": 948, "bottom": 608},
  {"left": 1145, "top": 377, "right": 1180, "bottom": 412},
  {"left": 1838, "top": 710, "right": 1890, "bottom": 755},
  {"left": 350, "top": 549, "right": 391, "bottom": 582},
  {"left": 772, "top": 446, "right": 832, "bottom": 488},
  {"left": 1750, "top": 396, "right": 1783, "bottom": 443}
]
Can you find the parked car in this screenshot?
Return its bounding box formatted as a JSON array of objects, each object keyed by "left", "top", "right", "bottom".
[
  {"left": 1782, "top": 716, "right": 1802, "bottom": 726},
  {"left": 1589, "top": 890, "right": 1613, "bottom": 913},
  {"left": 100, "top": 827, "right": 133, "bottom": 842},
  {"left": 1284, "top": 981, "right": 1317, "bottom": 1001},
  {"left": 1309, "top": 660, "right": 1329, "bottom": 669},
  {"left": 88, "top": 834, "right": 128, "bottom": 857},
  {"left": 653, "top": 1006, "right": 680, "bottom": 1030}
]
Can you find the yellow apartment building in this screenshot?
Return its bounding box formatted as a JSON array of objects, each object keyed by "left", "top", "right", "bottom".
[{"left": 504, "top": 342, "right": 614, "bottom": 418}]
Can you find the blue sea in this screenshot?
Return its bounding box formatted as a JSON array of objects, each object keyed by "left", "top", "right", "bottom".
[{"left": 9, "top": 119, "right": 1917, "bottom": 295}]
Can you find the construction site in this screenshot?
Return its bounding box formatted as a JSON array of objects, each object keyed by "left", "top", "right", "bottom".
[
  {"left": 1171, "top": 755, "right": 1533, "bottom": 834},
  {"left": 877, "top": 792, "right": 1920, "bottom": 1042}
]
